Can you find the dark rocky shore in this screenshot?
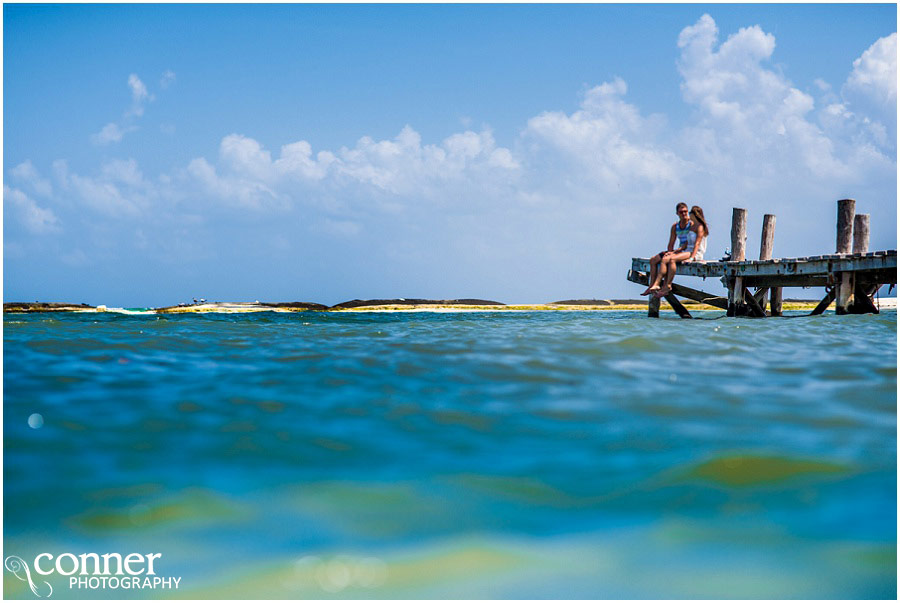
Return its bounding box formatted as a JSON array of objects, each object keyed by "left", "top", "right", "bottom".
[{"left": 331, "top": 298, "right": 504, "bottom": 309}]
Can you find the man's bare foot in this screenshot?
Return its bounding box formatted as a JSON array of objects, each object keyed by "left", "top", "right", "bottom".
[
  {"left": 640, "top": 286, "right": 659, "bottom": 296},
  {"left": 656, "top": 286, "right": 671, "bottom": 297}
]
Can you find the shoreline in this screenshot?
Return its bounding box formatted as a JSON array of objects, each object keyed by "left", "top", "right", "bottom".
[{"left": 4, "top": 298, "right": 897, "bottom": 314}]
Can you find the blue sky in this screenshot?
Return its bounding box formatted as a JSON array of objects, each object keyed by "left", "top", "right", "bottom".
[{"left": 4, "top": 3, "right": 897, "bottom": 307}]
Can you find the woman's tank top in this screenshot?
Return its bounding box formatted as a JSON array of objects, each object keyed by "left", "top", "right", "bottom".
[
  {"left": 694, "top": 233, "right": 707, "bottom": 260},
  {"left": 687, "top": 227, "right": 708, "bottom": 260}
]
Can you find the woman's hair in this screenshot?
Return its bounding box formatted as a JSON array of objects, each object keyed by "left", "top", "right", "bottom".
[{"left": 690, "top": 205, "right": 708, "bottom": 233}]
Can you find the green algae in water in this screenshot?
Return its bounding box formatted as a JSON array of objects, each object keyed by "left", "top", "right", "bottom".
[
  {"left": 682, "top": 454, "right": 850, "bottom": 487},
  {"left": 72, "top": 488, "right": 248, "bottom": 532}
]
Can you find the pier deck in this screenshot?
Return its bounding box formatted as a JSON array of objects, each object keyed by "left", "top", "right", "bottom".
[{"left": 631, "top": 251, "right": 896, "bottom": 287}]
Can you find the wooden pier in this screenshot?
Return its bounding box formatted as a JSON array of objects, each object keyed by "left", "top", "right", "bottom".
[{"left": 628, "top": 199, "right": 897, "bottom": 318}]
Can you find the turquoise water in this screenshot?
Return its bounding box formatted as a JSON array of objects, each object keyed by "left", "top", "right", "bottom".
[{"left": 4, "top": 310, "right": 896, "bottom": 598}]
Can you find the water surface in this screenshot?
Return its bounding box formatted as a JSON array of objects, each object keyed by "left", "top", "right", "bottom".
[{"left": 4, "top": 310, "right": 896, "bottom": 598}]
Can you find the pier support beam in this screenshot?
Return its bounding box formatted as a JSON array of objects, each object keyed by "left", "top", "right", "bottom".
[
  {"left": 742, "top": 287, "right": 767, "bottom": 318},
  {"left": 770, "top": 286, "right": 783, "bottom": 317},
  {"left": 810, "top": 287, "right": 836, "bottom": 316},
  {"left": 835, "top": 272, "right": 853, "bottom": 315},
  {"left": 664, "top": 293, "right": 693, "bottom": 319},
  {"left": 727, "top": 276, "right": 745, "bottom": 317},
  {"left": 849, "top": 283, "right": 879, "bottom": 314},
  {"left": 648, "top": 293, "right": 660, "bottom": 318}
]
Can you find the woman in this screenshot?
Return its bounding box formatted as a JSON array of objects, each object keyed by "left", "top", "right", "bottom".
[{"left": 655, "top": 205, "right": 708, "bottom": 297}]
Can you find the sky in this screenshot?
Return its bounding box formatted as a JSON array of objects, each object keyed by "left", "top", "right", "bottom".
[{"left": 3, "top": 3, "right": 897, "bottom": 307}]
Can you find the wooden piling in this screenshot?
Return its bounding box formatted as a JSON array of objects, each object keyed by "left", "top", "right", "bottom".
[
  {"left": 835, "top": 272, "right": 853, "bottom": 315},
  {"left": 727, "top": 208, "right": 748, "bottom": 316},
  {"left": 648, "top": 293, "right": 660, "bottom": 318},
  {"left": 836, "top": 199, "right": 855, "bottom": 254},
  {"left": 770, "top": 286, "right": 783, "bottom": 317},
  {"left": 853, "top": 214, "right": 870, "bottom": 254},
  {"left": 758, "top": 214, "right": 776, "bottom": 314},
  {"left": 835, "top": 200, "right": 858, "bottom": 313},
  {"left": 731, "top": 208, "right": 748, "bottom": 261}
]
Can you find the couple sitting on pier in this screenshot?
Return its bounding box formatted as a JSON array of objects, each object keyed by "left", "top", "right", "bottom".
[{"left": 641, "top": 202, "right": 708, "bottom": 298}]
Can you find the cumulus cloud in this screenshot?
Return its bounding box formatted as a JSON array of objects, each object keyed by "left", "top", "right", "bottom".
[
  {"left": 3, "top": 185, "right": 60, "bottom": 233},
  {"left": 672, "top": 12, "right": 896, "bottom": 192},
  {"left": 182, "top": 125, "right": 520, "bottom": 212},
  {"left": 844, "top": 33, "right": 897, "bottom": 108},
  {"left": 832, "top": 33, "right": 898, "bottom": 150},
  {"left": 521, "top": 77, "right": 686, "bottom": 202}
]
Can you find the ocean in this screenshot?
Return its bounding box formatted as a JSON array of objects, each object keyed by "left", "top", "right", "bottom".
[{"left": 3, "top": 309, "right": 896, "bottom": 598}]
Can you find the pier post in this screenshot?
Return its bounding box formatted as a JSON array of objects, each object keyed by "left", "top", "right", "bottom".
[
  {"left": 852, "top": 214, "right": 870, "bottom": 254},
  {"left": 835, "top": 199, "right": 857, "bottom": 314},
  {"left": 759, "top": 214, "right": 776, "bottom": 314},
  {"left": 849, "top": 214, "right": 878, "bottom": 314},
  {"left": 770, "top": 286, "right": 783, "bottom": 317},
  {"left": 731, "top": 208, "right": 747, "bottom": 262},
  {"left": 836, "top": 199, "right": 855, "bottom": 254},
  {"left": 727, "top": 208, "right": 748, "bottom": 316},
  {"left": 648, "top": 293, "right": 660, "bottom": 318},
  {"left": 835, "top": 272, "right": 853, "bottom": 315}
]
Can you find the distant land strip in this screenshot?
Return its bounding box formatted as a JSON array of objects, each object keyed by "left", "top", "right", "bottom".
[{"left": 4, "top": 297, "right": 885, "bottom": 313}]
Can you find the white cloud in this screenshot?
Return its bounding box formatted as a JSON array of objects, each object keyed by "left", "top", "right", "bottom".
[
  {"left": 127, "top": 73, "right": 152, "bottom": 117},
  {"left": 3, "top": 185, "right": 60, "bottom": 233},
  {"left": 182, "top": 124, "right": 520, "bottom": 212},
  {"left": 844, "top": 33, "right": 897, "bottom": 108},
  {"left": 519, "top": 77, "right": 687, "bottom": 206},
  {"left": 101, "top": 158, "right": 145, "bottom": 187},
  {"left": 92, "top": 122, "right": 126, "bottom": 145},
  {"left": 813, "top": 78, "right": 831, "bottom": 93},
  {"left": 187, "top": 156, "right": 280, "bottom": 210},
  {"left": 51, "top": 159, "right": 148, "bottom": 216},
  {"left": 673, "top": 13, "right": 877, "bottom": 185},
  {"left": 837, "top": 33, "right": 897, "bottom": 151},
  {"left": 91, "top": 73, "right": 161, "bottom": 144},
  {"left": 10, "top": 160, "right": 53, "bottom": 197}
]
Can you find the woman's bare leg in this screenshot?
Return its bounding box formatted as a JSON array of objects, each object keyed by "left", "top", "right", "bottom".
[{"left": 657, "top": 252, "right": 690, "bottom": 296}]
